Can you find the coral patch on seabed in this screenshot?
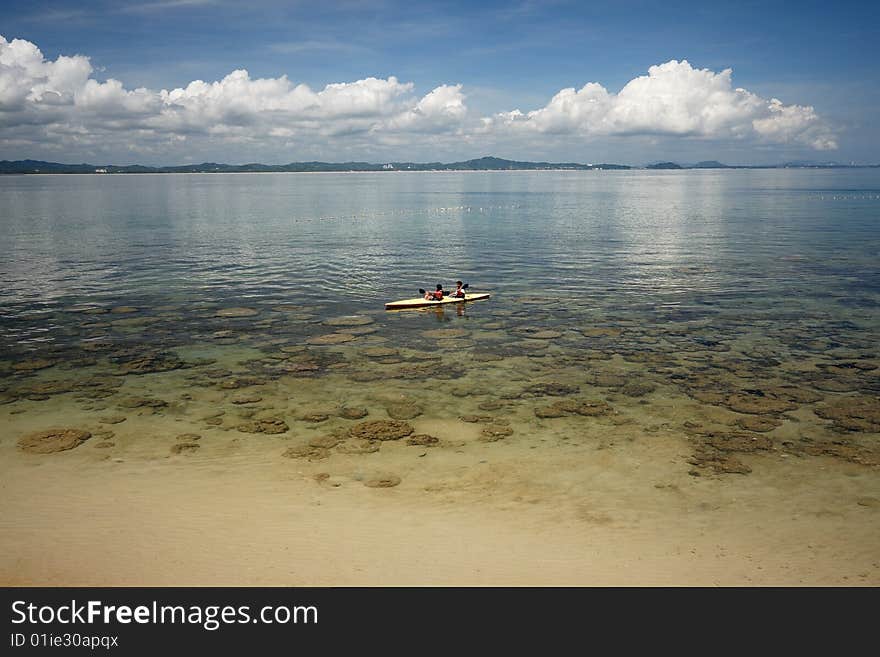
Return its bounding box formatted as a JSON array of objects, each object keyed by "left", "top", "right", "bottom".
[
  {"left": 460, "top": 414, "right": 496, "bottom": 423},
  {"left": 116, "top": 396, "right": 168, "bottom": 409},
  {"left": 362, "top": 347, "right": 398, "bottom": 358},
  {"left": 407, "top": 434, "right": 439, "bottom": 446},
  {"left": 523, "top": 382, "right": 579, "bottom": 397},
  {"left": 114, "top": 352, "right": 184, "bottom": 375},
  {"left": 307, "top": 333, "right": 356, "bottom": 345},
  {"left": 282, "top": 444, "right": 331, "bottom": 460},
  {"left": 684, "top": 423, "right": 778, "bottom": 475},
  {"left": 18, "top": 429, "right": 91, "bottom": 454},
  {"left": 725, "top": 392, "right": 798, "bottom": 415},
  {"left": 535, "top": 399, "right": 613, "bottom": 418},
  {"left": 12, "top": 358, "right": 57, "bottom": 372},
  {"left": 734, "top": 416, "right": 782, "bottom": 432},
  {"left": 231, "top": 394, "right": 262, "bottom": 404},
  {"left": 620, "top": 381, "right": 656, "bottom": 397},
  {"left": 349, "top": 420, "right": 414, "bottom": 441},
  {"left": 236, "top": 418, "right": 289, "bottom": 434},
  {"left": 814, "top": 396, "right": 880, "bottom": 432}
]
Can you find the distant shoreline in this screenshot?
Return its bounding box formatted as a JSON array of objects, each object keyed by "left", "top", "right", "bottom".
[
  {"left": 5, "top": 168, "right": 880, "bottom": 177},
  {"left": 2, "top": 155, "right": 877, "bottom": 175}
]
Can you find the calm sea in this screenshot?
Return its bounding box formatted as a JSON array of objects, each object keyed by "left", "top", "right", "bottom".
[
  {"left": 2, "top": 170, "right": 879, "bottom": 348},
  {"left": 1, "top": 170, "right": 879, "bottom": 464}
]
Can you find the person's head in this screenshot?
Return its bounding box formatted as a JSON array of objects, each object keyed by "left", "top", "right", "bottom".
[
  {"left": 456, "top": 280, "right": 463, "bottom": 288},
  {"left": 436, "top": 284, "right": 443, "bottom": 291}
]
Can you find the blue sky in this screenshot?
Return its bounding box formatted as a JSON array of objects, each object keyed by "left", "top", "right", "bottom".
[{"left": 1, "top": 0, "right": 877, "bottom": 164}]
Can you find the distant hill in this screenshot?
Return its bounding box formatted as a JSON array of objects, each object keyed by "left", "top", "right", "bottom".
[
  {"left": 2, "top": 156, "right": 876, "bottom": 175},
  {"left": 646, "top": 161, "right": 683, "bottom": 169},
  {"left": 428, "top": 156, "right": 630, "bottom": 171},
  {"left": 691, "top": 160, "right": 731, "bottom": 168},
  {"left": 0, "top": 156, "right": 631, "bottom": 174},
  {"left": 0, "top": 159, "right": 101, "bottom": 174}
]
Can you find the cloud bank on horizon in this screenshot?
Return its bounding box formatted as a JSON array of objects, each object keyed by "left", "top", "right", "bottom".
[{"left": 0, "top": 35, "right": 837, "bottom": 163}]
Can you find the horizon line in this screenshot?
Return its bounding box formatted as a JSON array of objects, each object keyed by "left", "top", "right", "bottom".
[{"left": 2, "top": 155, "right": 877, "bottom": 173}]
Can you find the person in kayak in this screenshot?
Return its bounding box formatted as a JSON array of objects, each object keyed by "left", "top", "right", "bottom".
[
  {"left": 449, "top": 281, "right": 466, "bottom": 298},
  {"left": 424, "top": 284, "right": 444, "bottom": 301}
]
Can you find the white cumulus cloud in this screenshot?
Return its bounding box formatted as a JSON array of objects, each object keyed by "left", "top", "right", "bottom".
[
  {"left": 390, "top": 84, "right": 466, "bottom": 132},
  {"left": 0, "top": 35, "right": 837, "bottom": 162},
  {"left": 0, "top": 35, "right": 468, "bottom": 157},
  {"left": 485, "top": 60, "right": 836, "bottom": 150}
]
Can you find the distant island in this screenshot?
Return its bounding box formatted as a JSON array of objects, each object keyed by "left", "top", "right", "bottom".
[
  {"left": 645, "top": 161, "right": 683, "bottom": 170},
  {"left": 0, "top": 156, "right": 627, "bottom": 174},
  {"left": 0, "top": 155, "right": 876, "bottom": 174}
]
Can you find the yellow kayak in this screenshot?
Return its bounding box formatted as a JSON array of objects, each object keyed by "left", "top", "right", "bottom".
[{"left": 385, "top": 292, "right": 491, "bottom": 310}]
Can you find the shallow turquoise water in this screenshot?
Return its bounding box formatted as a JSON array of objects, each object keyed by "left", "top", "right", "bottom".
[{"left": 1, "top": 169, "right": 878, "bottom": 478}]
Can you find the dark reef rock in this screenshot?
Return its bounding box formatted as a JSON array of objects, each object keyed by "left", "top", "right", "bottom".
[
  {"left": 115, "top": 351, "right": 184, "bottom": 376},
  {"left": 535, "top": 399, "right": 613, "bottom": 418},
  {"left": 282, "top": 445, "right": 330, "bottom": 460},
  {"left": 523, "top": 382, "right": 579, "bottom": 397},
  {"left": 814, "top": 396, "right": 880, "bottom": 432},
  {"left": 734, "top": 416, "right": 782, "bottom": 432},
  {"left": 407, "top": 434, "right": 439, "bottom": 446},
  {"left": 236, "top": 417, "right": 289, "bottom": 434},
  {"left": 18, "top": 428, "right": 91, "bottom": 454},
  {"left": 725, "top": 392, "right": 797, "bottom": 415},
  {"left": 349, "top": 420, "right": 414, "bottom": 441}
]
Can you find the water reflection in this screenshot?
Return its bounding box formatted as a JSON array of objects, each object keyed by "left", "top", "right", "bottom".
[{"left": 1, "top": 169, "right": 879, "bottom": 352}]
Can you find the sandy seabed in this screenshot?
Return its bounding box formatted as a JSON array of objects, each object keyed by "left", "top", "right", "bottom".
[{"left": 1, "top": 382, "right": 877, "bottom": 586}]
